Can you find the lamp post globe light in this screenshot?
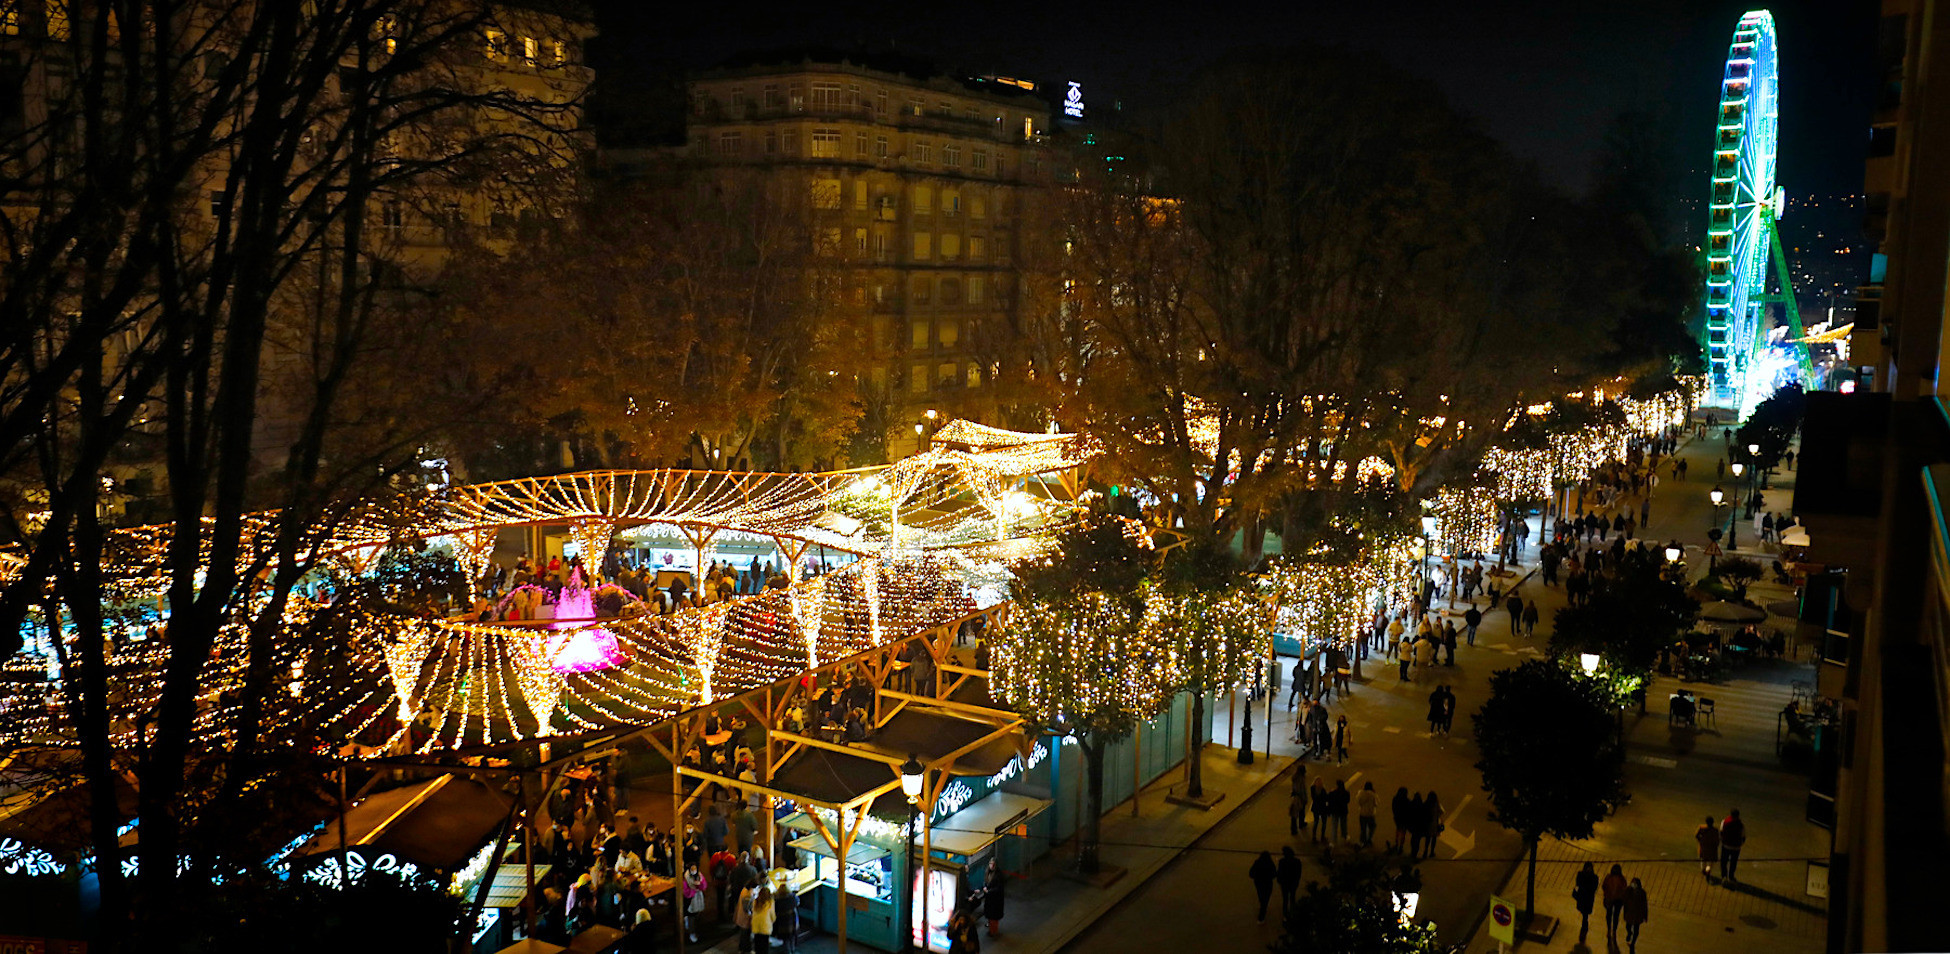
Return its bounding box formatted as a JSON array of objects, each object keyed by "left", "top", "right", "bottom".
[
  {"left": 901, "top": 755, "right": 925, "bottom": 953},
  {"left": 1580, "top": 652, "right": 1602, "bottom": 674},
  {"left": 1665, "top": 545, "right": 1683, "bottom": 564},
  {"left": 1710, "top": 486, "right": 1724, "bottom": 507}
]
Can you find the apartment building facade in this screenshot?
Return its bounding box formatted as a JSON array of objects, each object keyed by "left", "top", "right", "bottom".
[{"left": 684, "top": 59, "right": 1054, "bottom": 454}]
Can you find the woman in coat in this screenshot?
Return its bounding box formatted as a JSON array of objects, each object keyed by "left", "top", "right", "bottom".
[
  {"left": 1421, "top": 791, "right": 1444, "bottom": 859},
  {"left": 1572, "top": 861, "right": 1599, "bottom": 942},
  {"left": 1623, "top": 877, "right": 1650, "bottom": 952},
  {"left": 981, "top": 859, "right": 1007, "bottom": 936},
  {"left": 1601, "top": 864, "right": 1629, "bottom": 937},
  {"left": 1695, "top": 816, "right": 1721, "bottom": 878}
]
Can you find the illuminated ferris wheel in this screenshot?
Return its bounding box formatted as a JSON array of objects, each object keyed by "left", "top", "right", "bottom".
[{"left": 1703, "top": 9, "right": 1810, "bottom": 413}]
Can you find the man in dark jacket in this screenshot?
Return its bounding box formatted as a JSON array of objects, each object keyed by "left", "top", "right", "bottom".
[{"left": 1275, "top": 847, "right": 1304, "bottom": 912}]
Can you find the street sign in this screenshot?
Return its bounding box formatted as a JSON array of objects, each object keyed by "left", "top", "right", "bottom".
[
  {"left": 1488, "top": 895, "right": 1517, "bottom": 946},
  {"left": 1705, "top": 542, "right": 1723, "bottom": 557}
]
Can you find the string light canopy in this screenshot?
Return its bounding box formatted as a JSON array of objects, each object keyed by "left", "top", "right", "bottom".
[{"left": 0, "top": 423, "right": 1097, "bottom": 757}]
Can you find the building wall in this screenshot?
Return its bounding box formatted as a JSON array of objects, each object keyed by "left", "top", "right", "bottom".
[
  {"left": 683, "top": 63, "right": 1053, "bottom": 457},
  {"left": 1856, "top": 0, "right": 1950, "bottom": 399}
]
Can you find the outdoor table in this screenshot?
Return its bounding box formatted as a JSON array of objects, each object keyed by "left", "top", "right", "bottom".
[{"left": 702, "top": 730, "right": 733, "bottom": 748}]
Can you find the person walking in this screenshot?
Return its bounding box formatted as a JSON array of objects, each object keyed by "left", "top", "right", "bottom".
[
  {"left": 1276, "top": 847, "right": 1304, "bottom": 913},
  {"left": 1573, "top": 861, "right": 1600, "bottom": 943},
  {"left": 1695, "top": 815, "right": 1721, "bottom": 878},
  {"left": 1463, "top": 605, "right": 1481, "bottom": 646},
  {"left": 1249, "top": 850, "right": 1277, "bottom": 924},
  {"left": 1441, "top": 622, "right": 1457, "bottom": 666},
  {"left": 1441, "top": 685, "right": 1458, "bottom": 734},
  {"left": 1601, "top": 863, "right": 1629, "bottom": 937},
  {"left": 1289, "top": 787, "right": 1306, "bottom": 836},
  {"left": 1623, "top": 877, "right": 1649, "bottom": 953},
  {"left": 1397, "top": 631, "right": 1413, "bottom": 681},
  {"left": 1406, "top": 793, "right": 1427, "bottom": 858},
  {"left": 1356, "top": 782, "right": 1378, "bottom": 847},
  {"left": 1310, "top": 778, "right": 1330, "bottom": 843},
  {"left": 1390, "top": 787, "right": 1412, "bottom": 854},
  {"left": 1329, "top": 780, "right": 1351, "bottom": 842},
  {"left": 1522, "top": 601, "right": 1539, "bottom": 639},
  {"left": 1334, "top": 715, "right": 1349, "bottom": 764},
  {"left": 1421, "top": 791, "right": 1444, "bottom": 859},
  {"left": 1506, "top": 593, "right": 1524, "bottom": 636},
  {"left": 1427, "top": 687, "right": 1446, "bottom": 735},
  {"left": 1720, "top": 808, "right": 1746, "bottom": 882}
]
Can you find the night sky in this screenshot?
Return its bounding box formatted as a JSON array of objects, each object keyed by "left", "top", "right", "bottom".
[{"left": 590, "top": 0, "right": 1878, "bottom": 234}]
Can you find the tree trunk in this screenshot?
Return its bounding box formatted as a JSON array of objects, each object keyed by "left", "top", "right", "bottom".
[
  {"left": 1523, "top": 833, "right": 1540, "bottom": 919},
  {"left": 1080, "top": 737, "right": 1106, "bottom": 874},
  {"left": 1187, "top": 692, "right": 1206, "bottom": 798}
]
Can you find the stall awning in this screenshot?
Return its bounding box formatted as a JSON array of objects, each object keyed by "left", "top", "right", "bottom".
[
  {"left": 926, "top": 791, "right": 1053, "bottom": 857},
  {"left": 481, "top": 862, "right": 553, "bottom": 907},
  {"left": 855, "top": 709, "right": 1020, "bottom": 779},
  {"left": 790, "top": 833, "right": 890, "bottom": 865},
  {"left": 495, "top": 939, "right": 567, "bottom": 954},
  {"left": 294, "top": 775, "right": 512, "bottom": 871}
]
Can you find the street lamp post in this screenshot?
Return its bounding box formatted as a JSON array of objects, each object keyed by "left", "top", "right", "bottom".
[
  {"left": 1708, "top": 487, "right": 1726, "bottom": 570},
  {"left": 901, "top": 756, "right": 925, "bottom": 954}
]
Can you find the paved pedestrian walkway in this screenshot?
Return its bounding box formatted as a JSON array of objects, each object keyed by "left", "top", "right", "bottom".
[{"left": 1457, "top": 414, "right": 1827, "bottom": 954}]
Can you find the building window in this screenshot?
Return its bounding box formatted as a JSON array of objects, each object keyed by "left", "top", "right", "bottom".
[
  {"left": 819, "top": 227, "right": 841, "bottom": 256},
  {"left": 875, "top": 136, "right": 889, "bottom": 158},
  {"left": 811, "top": 177, "right": 841, "bottom": 209},
  {"left": 913, "top": 141, "right": 933, "bottom": 164},
  {"left": 873, "top": 232, "right": 888, "bottom": 260},
  {"left": 937, "top": 362, "right": 957, "bottom": 388},
  {"left": 856, "top": 132, "right": 869, "bottom": 156},
  {"left": 913, "top": 232, "right": 931, "bottom": 260},
  {"left": 910, "top": 364, "right": 929, "bottom": 395},
  {"left": 854, "top": 180, "right": 868, "bottom": 209},
  {"left": 763, "top": 85, "right": 780, "bottom": 108},
  {"left": 847, "top": 84, "right": 861, "bottom": 106},
  {"left": 970, "top": 196, "right": 987, "bottom": 219},
  {"left": 968, "top": 236, "right": 986, "bottom": 261},
  {"left": 854, "top": 228, "right": 868, "bottom": 254},
  {"left": 940, "top": 234, "right": 960, "bottom": 259},
  {"left": 912, "top": 186, "right": 933, "bottom": 214},
  {"left": 483, "top": 29, "right": 507, "bottom": 60},
  {"left": 782, "top": 130, "right": 798, "bottom": 154},
  {"left": 810, "top": 83, "right": 842, "bottom": 109},
  {"left": 521, "top": 35, "right": 539, "bottom": 63},
  {"left": 717, "top": 132, "right": 743, "bottom": 156},
  {"left": 911, "top": 320, "right": 930, "bottom": 350},
  {"left": 967, "top": 275, "right": 985, "bottom": 303},
  {"left": 943, "top": 192, "right": 960, "bottom": 215},
  {"left": 940, "top": 281, "right": 961, "bottom": 308},
  {"left": 876, "top": 89, "right": 888, "bottom": 114},
  {"left": 966, "top": 364, "right": 982, "bottom": 388},
  {"left": 789, "top": 84, "right": 804, "bottom": 111},
  {"left": 1022, "top": 116, "right": 1034, "bottom": 140},
  {"left": 972, "top": 151, "right": 988, "bottom": 172},
  {"left": 943, "top": 144, "right": 961, "bottom": 167},
  {"left": 811, "top": 127, "right": 841, "bottom": 158},
  {"left": 913, "top": 277, "right": 932, "bottom": 303},
  {"left": 731, "top": 87, "right": 747, "bottom": 109},
  {"left": 382, "top": 201, "right": 404, "bottom": 230}
]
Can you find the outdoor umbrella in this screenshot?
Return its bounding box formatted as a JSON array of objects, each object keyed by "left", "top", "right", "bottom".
[{"left": 1699, "top": 601, "right": 1767, "bottom": 623}]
